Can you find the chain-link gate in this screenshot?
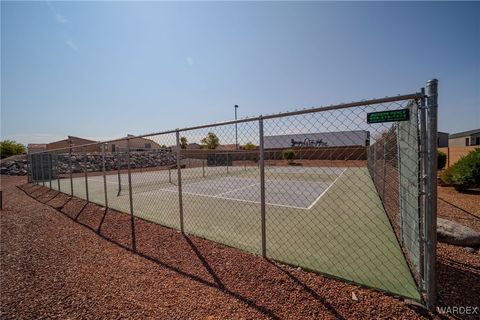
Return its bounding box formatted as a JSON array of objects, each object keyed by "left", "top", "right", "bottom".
[{"left": 28, "top": 79, "right": 439, "bottom": 309}]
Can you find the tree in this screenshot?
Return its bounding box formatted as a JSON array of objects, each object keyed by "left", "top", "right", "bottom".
[
  {"left": 180, "top": 137, "right": 188, "bottom": 149},
  {"left": 244, "top": 142, "right": 256, "bottom": 151},
  {"left": 0, "top": 140, "right": 26, "bottom": 159},
  {"left": 201, "top": 132, "right": 220, "bottom": 150}
]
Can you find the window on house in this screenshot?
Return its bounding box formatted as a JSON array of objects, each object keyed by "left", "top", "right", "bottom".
[{"left": 465, "top": 138, "right": 470, "bottom": 146}]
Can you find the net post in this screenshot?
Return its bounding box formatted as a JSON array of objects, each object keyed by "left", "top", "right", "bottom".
[
  {"left": 424, "top": 79, "right": 438, "bottom": 310},
  {"left": 176, "top": 130, "right": 185, "bottom": 234},
  {"left": 258, "top": 116, "right": 267, "bottom": 258},
  {"left": 102, "top": 143, "right": 108, "bottom": 208},
  {"left": 126, "top": 138, "right": 136, "bottom": 251},
  {"left": 83, "top": 146, "right": 89, "bottom": 202}
]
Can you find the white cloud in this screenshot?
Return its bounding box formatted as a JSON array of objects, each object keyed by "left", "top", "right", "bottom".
[
  {"left": 65, "top": 39, "right": 78, "bottom": 51},
  {"left": 186, "top": 57, "right": 194, "bottom": 66}
]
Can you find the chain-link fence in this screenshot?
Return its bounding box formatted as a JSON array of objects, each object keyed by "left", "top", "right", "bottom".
[{"left": 27, "top": 80, "right": 439, "bottom": 309}]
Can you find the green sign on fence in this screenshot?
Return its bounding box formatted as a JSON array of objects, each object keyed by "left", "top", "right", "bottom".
[{"left": 367, "top": 109, "right": 410, "bottom": 124}]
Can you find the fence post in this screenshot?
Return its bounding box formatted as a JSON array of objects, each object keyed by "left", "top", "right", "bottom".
[
  {"left": 424, "top": 79, "right": 438, "bottom": 311},
  {"left": 176, "top": 130, "right": 184, "bottom": 234},
  {"left": 258, "top": 117, "right": 267, "bottom": 258},
  {"left": 102, "top": 143, "right": 108, "bottom": 208},
  {"left": 47, "top": 153, "right": 52, "bottom": 189},
  {"left": 116, "top": 150, "right": 122, "bottom": 196},
  {"left": 56, "top": 153, "right": 61, "bottom": 192},
  {"left": 126, "top": 138, "right": 136, "bottom": 251},
  {"left": 396, "top": 125, "right": 404, "bottom": 246},
  {"left": 41, "top": 154, "right": 46, "bottom": 187},
  {"left": 202, "top": 159, "right": 205, "bottom": 177},
  {"left": 84, "top": 146, "right": 89, "bottom": 202},
  {"left": 382, "top": 140, "right": 386, "bottom": 201},
  {"left": 69, "top": 146, "right": 73, "bottom": 196},
  {"left": 26, "top": 152, "right": 31, "bottom": 183}
]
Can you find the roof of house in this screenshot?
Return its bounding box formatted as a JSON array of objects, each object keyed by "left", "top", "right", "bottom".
[
  {"left": 449, "top": 128, "right": 480, "bottom": 139},
  {"left": 47, "top": 136, "right": 97, "bottom": 145},
  {"left": 27, "top": 144, "right": 47, "bottom": 148}
]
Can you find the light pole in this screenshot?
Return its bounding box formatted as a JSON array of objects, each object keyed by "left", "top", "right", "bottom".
[{"left": 234, "top": 105, "right": 239, "bottom": 150}]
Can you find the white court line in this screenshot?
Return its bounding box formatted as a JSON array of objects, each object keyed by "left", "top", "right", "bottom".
[
  {"left": 149, "top": 187, "right": 310, "bottom": 210},
  {"left": 87, "top": 178, "right": 118, "bottom": 185},
  {"left": 86, "top": 169, "right": 348, "bottom": 211},
  {"left": 215, "top": 183, "right": 260, "bottom": 197},
  {"left": 306, "top": 168, "right": 347, "bottom": 210}
]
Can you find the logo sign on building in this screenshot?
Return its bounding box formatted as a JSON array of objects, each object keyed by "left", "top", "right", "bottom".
[
  {"left": 263, "top": 131, "right": 370, "bottom": 149},
  {"left": 367, "top": 109, "right": 410, "bottom": 124}
]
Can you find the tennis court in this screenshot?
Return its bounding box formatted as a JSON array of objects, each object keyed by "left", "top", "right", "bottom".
[{"left": 48, "top": 164, "right": 420, "bottom": 300}]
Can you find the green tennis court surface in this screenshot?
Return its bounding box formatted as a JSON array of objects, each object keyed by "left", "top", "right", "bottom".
[{"left": 48, "top": 165, "right": 420, "bottom": 300}]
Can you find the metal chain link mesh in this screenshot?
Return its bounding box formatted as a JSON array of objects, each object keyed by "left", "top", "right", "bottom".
[{"left": 29, "top": 93, "right": 433, "bottom": 305}]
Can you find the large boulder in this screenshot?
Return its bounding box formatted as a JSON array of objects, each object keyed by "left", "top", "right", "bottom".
[{"left": 437, "top": 218, "right": 480, "bottom": 247}]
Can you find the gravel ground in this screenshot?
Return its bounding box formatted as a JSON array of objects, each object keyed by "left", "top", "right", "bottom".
[{"left": 1, "top": 175, "right": 477, "bottom": 319}]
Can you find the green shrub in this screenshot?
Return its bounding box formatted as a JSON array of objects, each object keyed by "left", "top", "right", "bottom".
[
  {"left": 437, "top": 150, "right": 447, "bottom": 170},
  {"left": 439, "top": 166, "right": 454, "bottom": 185},
  {"left": 244, "top": 142, "right": 255, "bottom": 151},
  {"left": 282, "top": 149, "right": 295, "bottom": 163},
  {"left": 0, "top": 140, "right": 26, "bottom": 159},
  {"left": 440, "top": 148, "right": 480, "bottom": 191}
]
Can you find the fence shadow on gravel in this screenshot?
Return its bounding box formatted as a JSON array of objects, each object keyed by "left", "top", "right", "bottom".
[{"left": 18, "top": 183, "right": 361, "bottom": 320}]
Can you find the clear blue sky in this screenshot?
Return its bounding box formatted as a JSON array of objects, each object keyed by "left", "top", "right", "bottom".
[{"left": 1, "top": 1, "right": 479, "bottom": 145}]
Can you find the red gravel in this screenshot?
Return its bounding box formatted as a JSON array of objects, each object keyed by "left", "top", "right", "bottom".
[{"left": 1, "top": 175, "right": 476, "bottom": 319}]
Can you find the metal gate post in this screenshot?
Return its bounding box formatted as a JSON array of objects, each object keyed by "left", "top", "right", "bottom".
[
  {"left": 84, "top": 146, "right": 89, "bottom": 202},
  {"left": 176, "top": 130, "right": 184, "bottom": 234},
  {"left": 102, "top": 143, "right": 108, "bottom": 208},
  {"left": 259, "top": 117, "right": 267, "bottom": 258},
  {"left": 424, "top": 79, "right": 438, "bottom": 310}
]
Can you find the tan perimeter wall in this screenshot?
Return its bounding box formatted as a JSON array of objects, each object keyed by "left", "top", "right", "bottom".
[{"left": 438, "top": 146, "right": 478, "bottom": 167}]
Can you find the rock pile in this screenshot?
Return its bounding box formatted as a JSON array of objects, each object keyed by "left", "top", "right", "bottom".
[
  {"left": 55, "top": 151, "right": 176, "bottom": 173},
  {"left": 0, "top": 151, "right": 177, "bottom": 176},
  {"left": 0, "top": 158, "right": 28, "bottom": 176}
]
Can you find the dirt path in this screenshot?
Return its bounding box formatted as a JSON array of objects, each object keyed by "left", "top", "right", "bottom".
[{"left": 1, "top": 175, "right": 475, "bottom": 319}]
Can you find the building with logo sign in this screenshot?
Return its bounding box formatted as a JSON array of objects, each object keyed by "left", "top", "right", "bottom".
[{"left": 264, "top": 130, "right": 370, "bottom": 149}]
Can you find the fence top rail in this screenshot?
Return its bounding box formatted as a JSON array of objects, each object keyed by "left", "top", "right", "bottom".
[{"left": 32, "top": 92, "right": 423, "bottom": 154}]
